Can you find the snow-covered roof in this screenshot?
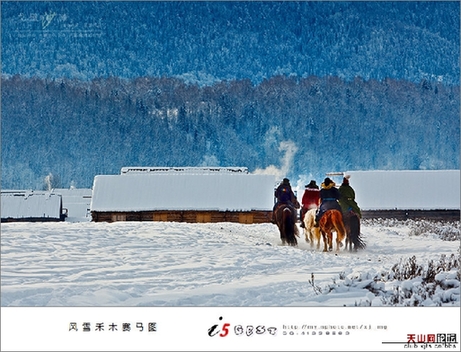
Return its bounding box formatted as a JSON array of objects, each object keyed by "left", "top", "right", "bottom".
[
  {"left": 53, "top": 188, "right": 92, "bottom": 220},
  {"left": 90, "top": 172, "right": 276, "bottom": 212},
  {"left": 330, "top": 170, "right": 460, "bottom": 210},
  {"left": 1, "top": 191, "right": 63, "bottom": 219}
]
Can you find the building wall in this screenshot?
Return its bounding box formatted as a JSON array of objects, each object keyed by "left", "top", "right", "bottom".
[{"left": 91, "top": 210, "right": 272, "bottom": 223}]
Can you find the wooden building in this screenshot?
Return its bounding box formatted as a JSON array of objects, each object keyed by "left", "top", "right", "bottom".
[{"left": 90, "top": 167, "right": 276, "bottom": 223}]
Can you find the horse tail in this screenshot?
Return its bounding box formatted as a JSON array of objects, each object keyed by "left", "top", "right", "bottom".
[
  {"left": 332, "top": 210, "right": 347, "bottom": 243},
  {"left": 355, "top": 214, "right": 367, "bottom": 249},
  {"left": 350, "top": 213, "right": 366, "bottom": 249},
  {"left": 283, "top": 207, "right": 297, "bottom": 246}
]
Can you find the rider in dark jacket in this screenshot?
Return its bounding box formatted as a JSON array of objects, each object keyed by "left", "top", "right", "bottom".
[
  {"left": 275, "top": 178, "right": 296, "bottom": 203},
  {"left": 315, "top": 177, "right": 342, "bottom": 225},
  {"left": 271, "top": 178, "right": 299, "bottom": 224},
  {"left": 339, "top": 175, "right": 362, "bottom": 217}
]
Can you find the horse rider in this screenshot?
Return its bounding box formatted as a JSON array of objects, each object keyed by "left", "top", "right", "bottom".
[
  {"left": 339, "top": 175, "right": 362, "bottom": 218},
  {"left": 299, "top": 180, "right": 320, "bottom": 228},
  {"left": 314, "top": 177, "right": 342, "bottom": 226},
  {"left": 271, "top": 178, "right": 300, "bottom": 224}
]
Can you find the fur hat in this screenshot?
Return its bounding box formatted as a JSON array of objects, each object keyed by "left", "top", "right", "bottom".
[
  {"left": 305, "top": 180, "right": 318, "bottom": 189},
  {"left": 282, "top": 178, "right": 290, "bottom": 185},
  {"left": 323, "top": 177, "right": 333, "bottom": 186}
]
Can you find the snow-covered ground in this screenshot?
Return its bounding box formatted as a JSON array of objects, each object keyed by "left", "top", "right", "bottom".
[
  {"left": 1, "top": 218, "right": 459, "bottom": 307},
  {"left": 1, "top": 218, "right": 460, "bottom": 351}
]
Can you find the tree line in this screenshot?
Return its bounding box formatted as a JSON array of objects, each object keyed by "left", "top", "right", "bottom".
[{"left": 1, "top": 74, "right": 459, "bottom": 189}]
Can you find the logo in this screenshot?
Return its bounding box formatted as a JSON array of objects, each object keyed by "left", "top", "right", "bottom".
[
  {"left": 382, "top": 333, "right": 458, "bottom": 349},
  {"left": 42, "top": 11, "right": 56, "bottom": 29},
  {"left": 208, "top": 316, "right": 277, "bottom": 338},
  {"left": 208, "top": 316, "right": 230, "bottom": 337}
]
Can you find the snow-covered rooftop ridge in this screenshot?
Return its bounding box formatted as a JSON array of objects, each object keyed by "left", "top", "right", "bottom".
[
  {"left": 1, "top": 190, "right": 54, "bottom": 197},
  {"left": 120, "top": 166, "right": 249, "bottom": 174}
]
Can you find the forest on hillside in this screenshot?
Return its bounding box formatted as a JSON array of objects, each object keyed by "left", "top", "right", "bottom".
[
  {"left": 1, "top": 74, "right": 459, "bottom": 189},
  {"left": 2, "top": 2, "right": 459, "bottom": 189},
  {"left": 2, "top": 1, "right": 459, "bottom": 85}
]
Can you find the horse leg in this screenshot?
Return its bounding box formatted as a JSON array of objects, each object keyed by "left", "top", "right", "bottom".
[
  {"left": 276, "top": 209, "right": 286, "bottom": 245},
  {"left": 313, "top": 227, "right": 321, "bottom": 250},
  {"left": 350, "top": 213, "right": 362, "bottom": 252},
  {"left": 282, "top": 207, "right": 297, "bottom": 246},
  {"left": 304, "top": 227, "right": 310, "bottom": 243},
  {"left": 349, "top": 226, "right": 354, "bottom": 251},
  {"left": 280, "top": 217, "right": 286, "bottom": 245},
  {"left": 321, "top": 230, "right": 328, "bottom": 252},
  {"left": 303, "top": 211, "right": 315, "bottom": 247},
  {"left": 328, "top": 231, "right": 333, "bottom": 252},
  {"left": 308, "top": 210, "right": 320, "bottom": 250},
  {"left": 335, "top": 223, "right": 347, "bottom": 253},
  {"left": 322, "top": 230, "right": 333, "bottom": 252},
  {"left": 343, "top": 214, "right": 353, "bottom": 252},
  {"left": 345, "top": 230, "right": 351, "bottom": 251},
  {"left": 319, "top": 211, "right": 335, "bottom": 251},
  {"left": 303, "top": 213, "right": 309, "bottom": 241},
  {"left": 293, "top": 220, "right": 300, "bottom": 243}
]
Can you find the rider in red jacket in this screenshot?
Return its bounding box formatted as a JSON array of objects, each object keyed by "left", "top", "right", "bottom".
[{"left": 300, "top": 180, "right": 320, "bottom": 227}]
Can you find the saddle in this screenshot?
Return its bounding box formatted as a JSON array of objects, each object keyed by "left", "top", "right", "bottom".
[
  {"left": 275, "top": 202, "right": 298, "bottom": 224},
  {"left": 275, "top": 202, "right": 293, "bottom": 214}
]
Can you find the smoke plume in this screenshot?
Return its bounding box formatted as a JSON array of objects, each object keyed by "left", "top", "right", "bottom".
[{"left": 254, "top": 140, "right": 298, "bottom": 180}]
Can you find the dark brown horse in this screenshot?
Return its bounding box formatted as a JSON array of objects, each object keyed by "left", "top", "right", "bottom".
[
  {"left": 342, "top": 210, "right": 366, "bottom": 252},
  {"left": 319, "top": 209, "right": 347, "bottom": 252},
  {"left": 274, "top": 203, "right": 298, "bottom": 246}
]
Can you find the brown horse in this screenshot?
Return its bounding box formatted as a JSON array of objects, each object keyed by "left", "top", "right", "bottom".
[
  {"left": 303, "top": 208, "right": 322, "bottom": 250},
  {"left": 319, "top": 209, "right": 347, "bottom": 252},
  {"left": 274, "top": 203, "right": 298, "bottom": 246}
]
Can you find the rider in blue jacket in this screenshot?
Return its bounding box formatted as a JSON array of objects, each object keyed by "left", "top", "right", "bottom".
[{"left": 315, "top": 177, "right": 342, "bottom": 226}]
